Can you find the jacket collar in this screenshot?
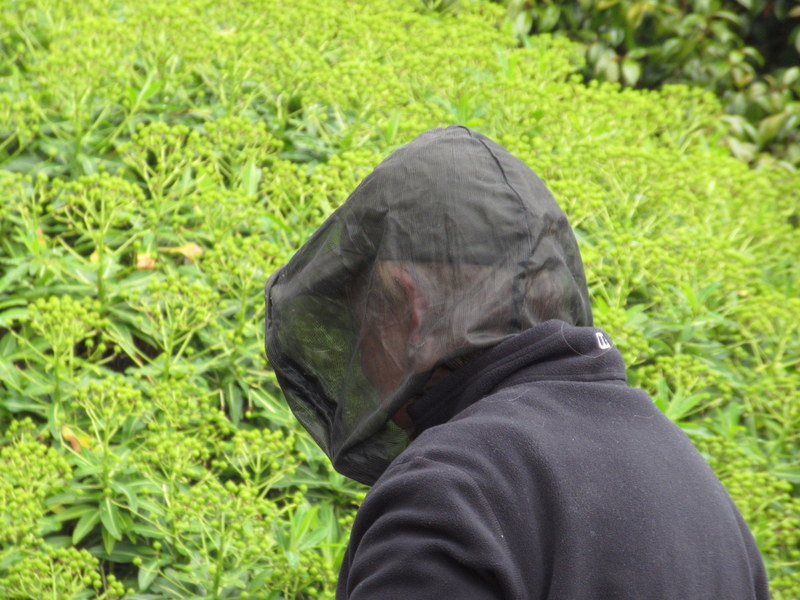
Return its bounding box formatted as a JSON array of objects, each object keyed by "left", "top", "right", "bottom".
[{"left": 407, "top": 319, "right": 627, "bottom": 435}]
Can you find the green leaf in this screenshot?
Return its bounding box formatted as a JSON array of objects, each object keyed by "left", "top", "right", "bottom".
[
  {"left": 538, "top": 4, "right": 561, "bottom": 31},
  {"left": 0, "top": 331, "right": 16, "bottom": 356},
  {"left": 248, "top": 387, "right": 294, "bottom": 427},
  {"left": 72, "top": 509, "right": 101, "bottom": 544},
  {"left": 224, "top": 378, "right": 244, "bottom": 425},
  {"left": 46, "top": 400, "right": 61, "bottom": 444},
  {"left": 105, "top": 320, "right": 143, "bottom": 367},
  {"left": 0, "top": 549, "right": 22, "bottom": 570},
  {"left": 0, "top": 307, "right": 29, "bottom": 327},
  {"left": 138, "top": 557, "right": 163, "bottom": 591},
  {"left": 512, "top": 10, "right": 532, "bottom": 40},
  {"left": 140, "top": 77, "right": 164, "bottom": 104},
  {"left": 38, "top": 515, "right": 62, "bottom": 536},
  {"left": 621, "top": 59, "right": 641, "bottom": 86},
  {"left": 726, "top": 135, "right": 757, "bottom": 162},
  {"left": 587, "top": 42, "right": 605, "bottom": 64},
  {"left": 128, "top": 523, "right": 166, "bottom": 539},
  {"left": 602, "top": 57, "right": 620, "bottom": 82},
  {"left": 102, "top": 523, "right": 117, "bottom": 555},
  {"left": 771, "top": 465, "right": 800, "bottom": 483},
  {"left": 756, "top": 113, "right": 789, "bottom": 146},
  {"left": 0, "top": 263, "right": 29, "bottom": 294},
  {"left": 0, "top": 360, "right": 22, "bottom": 393},
  {"left": 626, "top": 2, "right": 657, "bottom": 27},
  {"left": 135, "top": 495, "right": 168, "bottom": 518},
  {"left": 110, "top": 480, "right": 139, "bottom": 512},
  {"left": 597, "top": 0, "right": 622, "bottom": 10},
  {"left": 99, "top": 542, "right": 156, "bottom": 563},
  {"left": 782, "top": 66, "right": 800, "bottom": 87},
  {"left": 240, "top": 156, "right": 262, "bottom": 197},
  {"left": 666, "top": 391, "right": 707, "bottom": 423},
  {"left": 100, "top": 497, "right": 122, "bottom": 540},
  {"left": 54, "top": 503, "right": 97, "bottom": 522}
]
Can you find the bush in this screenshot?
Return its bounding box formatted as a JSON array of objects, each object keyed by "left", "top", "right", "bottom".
[
  {"left": 501, "top": 0, "right": 800, "bottom": 166},
  {"left": 0, "top": 0, "right": 798, "bottom": 597}
]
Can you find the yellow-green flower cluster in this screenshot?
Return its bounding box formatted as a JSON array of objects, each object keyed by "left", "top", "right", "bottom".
[
  {"left": 0, "top": 422, "right": 70, "bottom": 546},
  {"left": 70, "top": 377, "right": 143, "bottom": 439},
  {"left": 28, "top": 296, "right": 108, "bottom": 377},
  {"left": 218, "top": 427, "right": 299, "bottom": 489},
  {"left": 0, "top": 545, "right": 127, "bottom": 599}
]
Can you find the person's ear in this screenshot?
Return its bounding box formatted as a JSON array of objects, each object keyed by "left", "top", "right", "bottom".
[
  {"left": 388, "top": 266, "right": 428, "bottom": 341},
  {"left": 382, "top": 264, "right": 441, "bottom": 371}
]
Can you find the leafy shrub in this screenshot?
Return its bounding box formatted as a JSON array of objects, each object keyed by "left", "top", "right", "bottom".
[
  {"left": 0, "top": 0, "right": 798, "bottom": 597},
  {"left": 501, "top": 0, "right": 800, "bottom": 166}
]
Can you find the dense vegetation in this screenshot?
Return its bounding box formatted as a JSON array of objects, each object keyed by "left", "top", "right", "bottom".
[
  {"left": 500, "top": 0, "right": 800, "bottom": 166},
  {"left": 0, "top": 0, "right": 798, "bottom": 597}
]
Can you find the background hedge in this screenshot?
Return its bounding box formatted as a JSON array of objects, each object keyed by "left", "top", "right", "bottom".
[
  {"left": 0, "top": 0, "right": 798, "bottom": 598},
  {"left": 501, "top": 0, "right": 800, "bottom": 166}
]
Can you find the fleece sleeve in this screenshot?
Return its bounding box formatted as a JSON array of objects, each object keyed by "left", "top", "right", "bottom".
[{"left": 336, "top": 455, "right": 519, "bottom": 600}]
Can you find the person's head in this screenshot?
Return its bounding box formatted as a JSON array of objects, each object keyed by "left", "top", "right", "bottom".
[{"left": 265, "top": 126, "right": 592, "bottom": 485}]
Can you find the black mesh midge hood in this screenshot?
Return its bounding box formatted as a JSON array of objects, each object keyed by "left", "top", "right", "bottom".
[{"left": 265, "top": 126, "right": 592, "bottom": 485}]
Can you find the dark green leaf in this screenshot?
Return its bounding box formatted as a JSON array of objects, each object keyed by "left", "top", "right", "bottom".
[{"left": 73, "top": 509, "right": 101, "bottom": 544}]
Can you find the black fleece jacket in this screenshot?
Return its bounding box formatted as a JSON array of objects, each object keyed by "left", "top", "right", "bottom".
[{"left": 336, "top": 320, "right": 770, "bottom": 599}]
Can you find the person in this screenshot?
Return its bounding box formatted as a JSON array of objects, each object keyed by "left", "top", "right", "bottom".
[{"left": 265, "top": 126, "right": 770, "bottom": 599}]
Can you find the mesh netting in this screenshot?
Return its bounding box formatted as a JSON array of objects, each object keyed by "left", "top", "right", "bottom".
[{"left": 265, "top": 126, "right": 592, "bottom": 485}]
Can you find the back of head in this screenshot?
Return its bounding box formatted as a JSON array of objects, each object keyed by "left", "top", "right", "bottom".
[{"left": 266, "top": 125, "right": 592, "bottom": 485}]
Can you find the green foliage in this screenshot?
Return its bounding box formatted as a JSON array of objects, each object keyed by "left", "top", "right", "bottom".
[
  {"left": 501, "top": 0, "right": 800, "bottom": 166},
  {"left": 689, "top": 421, "right": 800, "bottom": 595},
  {"left": 0, "top": 0, "right": 798, "bottom": 597}
]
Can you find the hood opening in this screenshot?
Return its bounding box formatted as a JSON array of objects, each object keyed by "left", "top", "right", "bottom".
[{"left": 265, "top": 125, "right": 592, "bottom": 485}]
